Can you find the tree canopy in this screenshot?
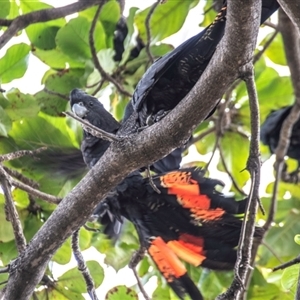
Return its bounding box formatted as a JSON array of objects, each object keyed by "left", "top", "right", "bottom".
[{"left": 0, "top": 0, "right": 300, "bottom": 299}]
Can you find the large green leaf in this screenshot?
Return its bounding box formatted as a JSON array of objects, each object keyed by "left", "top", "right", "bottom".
[
  {"left": 53, "top": 238, "right": 72, "bottom": 265},
  {"left": 106, "top": 285, "right": 138, "bottom": 300},
  {"left": 0, "top": 240, "right": 18, "bottom": 265},
  {"left": 36, "top": 68, "right": 85, "bottom": 116},
  {"left": 33, "top": 48, "right": 85, "bottom": 69},
  {"left": 0, "top": 0, "right": 10, "bottom": 19},
  {"left": 0, "top": 43, "right": 30, "bottom": 83},
  {"left": 56, "top": 17, "right": 106, "bottom": 61},
  {"left": 58, "top": 260, "right": 104, "bottom": 293},
  {"left": 5, "top": 89, "right": 40, "bottom": 121},
  {"left": 9, "top": 114, "right": 78, "bottom": 150},
  {"left": 218, "top": 132, "right": 250, "bottom": 188},
  {"left": 20, "top": 1, "right": 65, "bottom": 50},
  {"left": 263, "top": 33, "right": 287, "bottom": 66},
  {"left": 135, "top": 0, "right": 199, "bottom": 43},
  {"left": 34, "top": 286, "right": 85, "bottom": 300}
]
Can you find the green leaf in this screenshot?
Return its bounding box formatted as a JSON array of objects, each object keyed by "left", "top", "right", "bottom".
[
  {"left": 218, "top": 132, "right": 250, "bottom": 188},
  {"left": 56, "top": 17, "right": 106, "bottom": 61},
  {"left": 23, "top": 214, "right": 44, "bottom": 242},
  {"left": 5, "top": 89, "right": 40, "bottom": 121},
  {"left": 0, "top": 106, "right": 12, "bottom": 137},
  {"left": 35, "top": 90, "right": 69, "bottom": 117},
  {"left": 263, "top": 33, "right": 287, "bottom": 66},
  {"left": 0, "top": 0, "right": 10, "bottom": 19},
  {"left": 0, "top": 240, "right": 18, "bottom": 265},
  {"left": 100, "top": 1, "right": 121, "bottom": 42},
  {"left": 53, "top": 238, "right": 71, "bottom": 264},
  {"left": 79, "top": 228, "right": 92, "bottom": 250},
  {"left": 12, "top": 188, "right": 30, "bottom": 208},
  {"left": 0, "top": 43, "right": 30, "bottom": 83},
  {"left": 7, "top": 0, "right": 19, "bottom": 20},
  {"left": 105, "top": 285, "right": 138, "bottom": 300},
  {"left": 135, "top": 0, "right": 199, "bottom": 43},
  {"left": 33, "top": 48, "right": 85, "bottom": 69},
  {"left": 248, "top": 283, "right": 293, "bottom": 299},
  {"left": 104, "top": 242, "right": 135, "bottom": 271},
  {"left": 36, "top": 68, "right": 85, "bottom": 116},
  {"left": 58, "top": 260, "right": 104, "bottom": 293},
  {"left": 34, "top": 286, "right": 85, "bottom": 300},
  {"left": 0, "top": 202, "right": 15, "bottom": 242},
  {"left": 152, "top": 283, "right": 171, "bottom": 300},
  {"left": 281, "top": 264, "right": 299, "bottom": 293},
  {"left": 294, "top": 234, "right": 300, "bottom": 245},
  {"left": 9, "top": 114, "right": 78, "bottom": 150},
  {"left": 20, "top": 1, "right": 65, "bottom": 50}
]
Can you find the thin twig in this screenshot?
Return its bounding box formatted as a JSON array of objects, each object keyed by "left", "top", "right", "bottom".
[
  {"left": 0, "top": 167, "right": 27, "bottom": 254},
  {"left": 187, "top": 126, "right": 216, "bottom": 147},
  {"left": 89, "top": 3, "right": 131, "bottom": 98},
  {"left": 0, "top": 147, "right": 47, "bottom": 162},
  {"left": 83, "top": 225, "right": 100, "bottom": 232},
  {"left": 253, "top": 29, "right": 278, "bottom": 64},
  {"left": 238, "top": 65, "right": 262, "bottom": 298},
  {"left": 145, "top": 1, "right": 160, "bottom": 64},
  {"left": 91, "top": 80, "right": 105, "bottom": 96},
  {"left": 273, "top": 255, "right": 300, "bottom": 272},
  {"left": 10, "top": 177, "right": 61, "bottom": 205},
  {"left": 0, "top": 267, "right": 9, "bottom": 274},
  {"left": 3, "top": 167, "right": 39, "bottom": 188},
  {"left": 44, "top": 87, "right": 69, "bottom": 101},
  {"left": 261, "top": 241, "right": 283, "bottom": 265},
  {"left": 64, "top": 111, "right": 120, "bottom": 142},
  {"left": 72, "top": 230, "right": 98, "bottom": 300},
  {"left": 218, "top": 65, "right": 262, "bottom": 300},
  {"left": 204, "top": 136, "right": 219, "bottom": 171},
  {"left": 264, "top": 20, "right": 278, "bottom": 30},
  {"left": 129, "top": 247, "right": 150, "bottom": 300}
]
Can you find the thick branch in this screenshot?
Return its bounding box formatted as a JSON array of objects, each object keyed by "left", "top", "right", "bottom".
[
  {"left": 279, "top": 8, "right": 300, "bottom": 99},
  {"left": 0, "top": 0, "right": 102, "bottom": 49},
  {"left": 3, "top": 0, "right": 262, "bottom": 298},
  {"left": 277, "top": 0, "right": 300, "bottom": 35},
  {"left": 275, "top": 8, "right": 300, "bottom": 168}
]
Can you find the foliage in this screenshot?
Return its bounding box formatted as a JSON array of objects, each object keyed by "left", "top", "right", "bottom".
[{"left": 0, "top": 0, "right": 298, "bottom": 299}]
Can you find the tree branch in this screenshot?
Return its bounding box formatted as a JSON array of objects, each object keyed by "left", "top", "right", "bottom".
[
  {"left": 217, "top": 1, "right": 262, "bottom": 298},
  {"left": 3, "top": 0, "right": 264, "bottom": 297},
  {"left": 9, "top": 177, "right": 61, "bottom": 205},
  {"left": 0, "top": 167, "right": 27, "bottom": 254},
  {"left": 64, "top": 111, "right": 120, "bottom": 142},
  {"left": 0, "top": 147, "right": 47, "bottom": 162},
  {"left": 71, "top": 230, "right": 98, "bottom": 300},
  {"left": 277, "top": 0, "right": 300, "bottom": 34},
  {"left": 0, "top": 0, "right": 102, "bottom": 49}
]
